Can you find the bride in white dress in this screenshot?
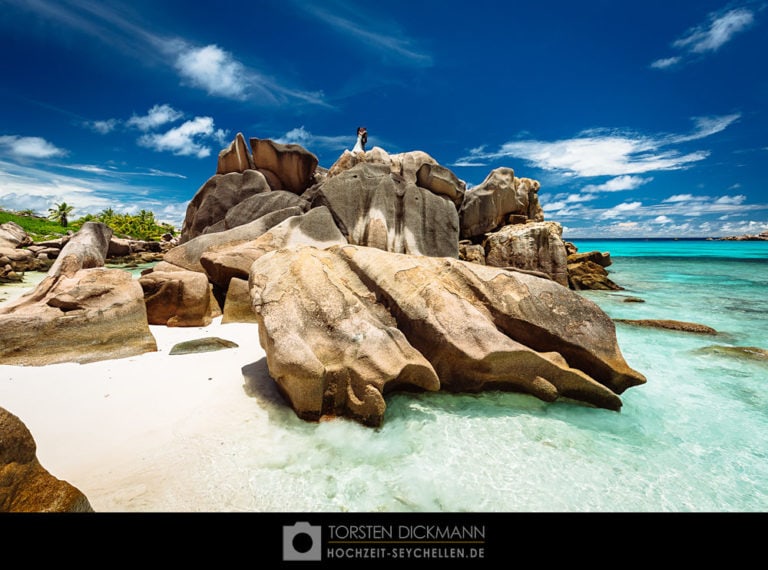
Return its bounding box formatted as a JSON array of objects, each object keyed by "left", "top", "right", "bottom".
[{"left": 352, "top": 127, "right": 367, "bottom": 153}]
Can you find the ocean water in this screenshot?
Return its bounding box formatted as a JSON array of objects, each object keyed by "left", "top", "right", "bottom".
[{"left": 220, "top": 239, "right": 768, "bottom": 513}]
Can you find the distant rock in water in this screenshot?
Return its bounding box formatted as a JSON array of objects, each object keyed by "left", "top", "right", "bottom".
[
  {"left": 695, "top": 345, "right": 768, "bottom": 363},
  {"left": 718, "top": 230, "right": 768, "bottom": 241},
  {"left": 169, "top": 337, "right": 239, "bottom": 355},
  {"left": 621, "top": 296, "right": 646, "bottom": 303},
  {"left": 615, "top": 319, "right": 718, "bottom": 335}
]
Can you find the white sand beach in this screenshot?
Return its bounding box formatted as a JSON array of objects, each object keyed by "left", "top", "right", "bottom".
[{"left": 0, "top": 276, "right": 285, "bottom": 512}]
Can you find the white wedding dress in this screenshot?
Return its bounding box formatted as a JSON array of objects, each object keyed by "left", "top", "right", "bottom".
[{"left": 352, "top": 132, "right": 366, "bottom": 153}]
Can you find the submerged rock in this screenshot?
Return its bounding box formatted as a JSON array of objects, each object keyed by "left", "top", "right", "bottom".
[
  {"left": 615, "top": 319, "right": 718, "bottom": 335},
  {"left": 169, "top": 337, "right": 239, "bottom": 355},
  {"left": 695, "top": 345, "right": 768, "bottom": 363}
]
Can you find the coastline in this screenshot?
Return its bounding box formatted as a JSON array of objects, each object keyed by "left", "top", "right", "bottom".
[{"left": 1, "top": 275, "right": 276, "bottom": 512}]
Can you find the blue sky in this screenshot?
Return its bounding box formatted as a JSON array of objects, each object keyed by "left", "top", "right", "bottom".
[{"left": 0, "top": 0, "right": 766, "bottom": 238}]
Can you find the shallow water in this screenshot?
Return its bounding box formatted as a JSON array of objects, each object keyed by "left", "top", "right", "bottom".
[{"left": 209, "top": 239, "right": 768, "bottom": 512}]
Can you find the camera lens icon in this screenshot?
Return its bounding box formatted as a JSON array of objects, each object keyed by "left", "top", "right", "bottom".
[{"left": 283, "top": 522, "right": 322, "bottom": 561}]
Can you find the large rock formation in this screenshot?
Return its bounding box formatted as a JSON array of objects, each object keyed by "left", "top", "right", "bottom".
[
  {"left": 250, "top": 244, "right": 646, "bottom": 426},
  {"left": 250, "top": 137, "right": 319, "bottom": 195},
  {"left": 200, "top": 206, "right": 347, "bottom": 291},
  {"left": 179, "top": 170, "right": 272, "bottom": 242},
  {"left": 310, "top": 162, "right": 459, "bottom": 258},
  {"left": 216, "top": 132, "right": 254, "bottom": 174},
  {"left": 0, "top": 407, "right": 93, "bottom": 512},
  {"left": 484, "top": 221, "right": 569, "bottom": 287},
  {"left": 0, "top": 223, "right": 157, "bottom": 365},
  {"left": 140, "top": 269, "right": 219, "bottom": 327},
  {"left": 459, "top": 168, "right": 544, "bottom": 239}
]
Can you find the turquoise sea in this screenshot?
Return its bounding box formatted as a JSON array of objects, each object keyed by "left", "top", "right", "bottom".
[{"left": 241, "top": 239, "right": 768, "bottom": 513}]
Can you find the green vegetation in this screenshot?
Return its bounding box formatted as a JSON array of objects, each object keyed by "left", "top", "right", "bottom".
[
  {"left": 48, "top": 201, "right": 75, "bottom": 227},
  {"left": 1, "top": 206, "right": 178, "bottom": 242},
  {"left": 0, "top": 209, "right": 70, "bottom": 240},
  {"left": 73, "top": 209, "right": 177, "bottom": 241}
]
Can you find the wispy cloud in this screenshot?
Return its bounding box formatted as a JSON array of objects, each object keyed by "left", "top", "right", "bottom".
[
  {"left": 126, "top": 104, "right": 184, "bottom": 131},
  {"left": 456, "top": 113, "right": 740, "bottom": 179},
  {"left": 274, "top": 126, "right": 355, "bottom": 151},
  {"left": 298, "top": 1, "right": 433, "bottom": 67},
  {"left": 137, "top": 116, "right": 227, "bottom": 159},
  {"left": 0, "top": 135, "right": 67, "bottom": 159},
  {"left": 9, "top": 0, "right": 326, "bottom": 107},
  {"left": 85, "top": 119, "right": 119, "bottom": 134},
  {"left": 162, "top": 41, "right": 327, "bottom": 106},
  {"left": 582, "top": 175, "right": 652, "bottom": 193},
  {"left": 651, "top": 7, "right": 755, "bottom": 69}
]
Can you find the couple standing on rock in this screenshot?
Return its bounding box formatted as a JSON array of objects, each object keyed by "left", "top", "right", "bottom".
[{"left": 353, "top": 127, "right": 367, "bottom": 153}]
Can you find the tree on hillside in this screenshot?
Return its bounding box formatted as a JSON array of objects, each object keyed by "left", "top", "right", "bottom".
[{"left": 48, "top": 202, "right": 75, "bottom": 227}]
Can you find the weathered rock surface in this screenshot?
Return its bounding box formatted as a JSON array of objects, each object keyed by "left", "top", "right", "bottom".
[
  {"left": 250, "top": 137, "right": 318, "bottom": 195},
  {"left": 0, "top": 223, "right": 157, "bottom": 365},
  {"left": 164, "top": 208, "right": 305, "bottom": 273},
  {"left": 0, "top": 221, "right": 32, "bottom": 248},
  {"left": 201, "top": 206, "right": 347, "bottom": 290},
  {"left": 327, "top": 147, "right": 439, "bottom": 185},
  {"left": 0, "top": 407, "right": 93, "bottom": 512},
  {"left": 415, "top": 163, "right": 466, "bottom": 208},
  {"left": 459, "top": 168, "right": 544, "bottom": 239},
  {"left": 310, "top": 162, "right": 459, "bottom": 258},
  {"left": 221, "top": 277, "right": 259, "bottom": 324},
  {"left": 140, "top": 269, "right": 218, "bottom": 327},
  {"left": 568, "top": 250, "right": 612, "bottom": 267},
  {"left": 568, "top": 260, "right": 623, "bottom": 291},
  {"left": 484, "top": 221, "right": 569, "bottom": 287},
  {"left": 0, "top": 267, "right": 157, "bottom": 365},
  {"left": 250, "top": 246, "right": 441, "bottom": 426},
  {"left": 250, "top": 245, "right": 646, "bottom": 426},
  {"left": 458, "top": 241, "right": 486, "bottom": 265},
  {"left": 180, "top": 170, "right": 272, "bottom": 243},
  {"left": 216, "top": 132, "right": 255, "bottom": 174},
  {"left": 223, "top": 190, "right": 309, "bottom": 231},
  {"left": 615, "top": 319, "right": 718, "bottom": 335}
]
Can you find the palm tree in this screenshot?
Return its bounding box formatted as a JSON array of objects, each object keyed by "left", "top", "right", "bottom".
[{"left": 48, "top": 202, "right": 75, "bottom": 227}]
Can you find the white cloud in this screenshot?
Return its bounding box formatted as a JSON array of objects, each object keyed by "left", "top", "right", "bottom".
[
  {"left": 126, "top": 104, "right": 184, "bottom": 131},
  {"left": 174, "top": 44, "right": 248, "bottom": 100},
  {"left": 714, "top": 194, "right": 746, "bottom": 205},
  {"left": 0, "top": 135, "right": 67, "bottom": 159},
  {"left": 460, "top": 113, "right": 739, "bottom": 180},
  {"left": 664, "top": 194, "right": 706, "bottom": 203},
  {"left": 583, "top": 175, "right": 652, "bottom": 193},
  {"left": 166, "top": 42, "right": 327, "bottom": 106},
  {"left": 599, "top": 201, "right": 643, "bottom": 219},
  {"left": 137, "top": 116, "right": 227, "bottom": 158},
  {"left": 274, "top": 126, "right": 352, "bottom": 150},
  {"left": 653, "top": 215, "right": 673, "bottom": 224},
  {"left": 652, "top": 8, "right": 755, "bottom": 69},
  {"left": 674, "top": 8, "right": 754, "bottom": 54},
  {"left": 86, "top": 119, "right": 119, "bottom": 134},
  {"left": 671, "top": 113, "right": 741, "bottom": 144},
  {"left": 650, "top": 56, "right": 682, "bottom": 69}
]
